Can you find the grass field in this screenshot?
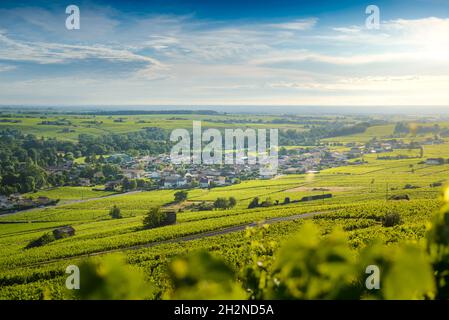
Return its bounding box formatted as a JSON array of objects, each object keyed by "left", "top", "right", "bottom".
[{"left": 24, "top": 187, "right": 117, "bottom": 201}]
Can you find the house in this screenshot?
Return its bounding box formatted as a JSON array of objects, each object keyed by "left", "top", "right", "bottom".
[
  {"left": 284, "top": 167, "right": 303, "bottom": 174},
  {"left": 78, "top": 178, "right": 91, "bottom": 186},
  {"left": 149, "top": 171, "right": 161, "bottom": 179},
  {"left": 348, "top": 147, "right": 363, "bottom": 156},
  {"left": 214, "top": 176, "right": 227, "bottom": 186},
  {"left": 122, "top": 169, "right": 145, "bottom": 179},
  {"left": 9, "top": 193, "right": 21, "bottom": 200},
  {"left": 52, "top": 226, "right": 76, "bottom": 239},
  {"left": 260, "top": 173, "right": 276, "bottom": 179},
  {"left": 201, "top": 169, "right": 220, "bottom": 177},
  {"left": 426, "top": 158, "right": 445, "bottom": 165},
  {"left": 36, "top": 196, "right": 51, "bottom": 205},
  {"left": 0, "top": 196, "right": 13, "bottom": 210},
  {"left": 94, "top": 171, "right": 105, "bottom": 179},
  {"left": 163, "top": 175, "right": 187, "bottom": 188},
  {"left": 105, "top": 180, "right": 122, "bottom": 191},
  {"left": 18, "top": 198, "right": 34, "bottom": 207},
  {"left": 199, "top": 177, "right": 211, "bottom": 188}
]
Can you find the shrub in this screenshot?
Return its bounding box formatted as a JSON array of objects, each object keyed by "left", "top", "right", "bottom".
[
  {"left": 214, "top": 197, "right": 236, "bottom": 210},
  {"left": 430, "top": 182, "right": 443, "bottom": 188},
  {"left": 248, "top": 197, "right": 260, "bottom": 209},
  {"left": 260, "top": 198, "right": 273, "bottom": 207},
  {"left": 382, "top": 212, "right": 402, "bottom": 227},
  {"left": 109, "top": 205, "right": 122, "bottom": 219},
  {"left": 26, "top": 232, "right": 56, "bottom": 249},
  {"left": 174, "top": 191, "right": 188, "bottom": 203},
  {"left": 389, "top": 194, "right": 410, "bottom": 201},
  {"left": 197, "top": 201, "right": 214, "bottom": 211}
]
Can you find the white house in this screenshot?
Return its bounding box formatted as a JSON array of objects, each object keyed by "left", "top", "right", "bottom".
[
  {"left": 122, "top": 169, "right": 146, "bottom": 179},
  {"left": 163, "top": 175, "right": 187, "bottom": 188}
]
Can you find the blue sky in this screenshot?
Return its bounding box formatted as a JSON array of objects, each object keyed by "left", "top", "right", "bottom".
[{"left": 1, "top": 0, "right": 449, "bottom": 106}]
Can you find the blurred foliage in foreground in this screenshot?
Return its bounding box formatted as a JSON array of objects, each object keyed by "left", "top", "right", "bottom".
[
  {"left": 70, "top": 256, "right": 153, "bottom": 300},
  {"left": 62, "top": 199, "right": 449, "bottom": 300}
]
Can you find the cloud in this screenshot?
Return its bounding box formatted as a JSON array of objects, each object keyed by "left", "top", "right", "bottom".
[
  {"left": 252, "top": 51, "right": 424, "bottom": 66},
  {"left": 330, "top": 17, "right": 449, "bottom": 48},
  {"left": 269, "top": 18, "right": 318, "bottom": 30},
  {"left": 0, "top": 64, "right": 15, "bottom": 72},
  {"left": 0, "top": 30, "right": 166, "bottom": 79},
  {"left": 269, "top": 75, "right": 449, "bottom": 92}
]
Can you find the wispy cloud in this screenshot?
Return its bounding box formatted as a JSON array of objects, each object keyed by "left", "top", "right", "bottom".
[
  {"left": 0, "top": 30, "right": 166, "bottom": 79},
  {"left": 269, "top": 18, "right": 318, "bottom": 30},
  {"left": 251, "top": 51, "right": 423, "bottom": 66},
  {"left": 0, "top": 64, "right": 15, "bottom": 72}
]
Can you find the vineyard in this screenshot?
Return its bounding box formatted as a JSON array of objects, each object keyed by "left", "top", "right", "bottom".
[{"left": 2, "top": 115, "right": 449, "bottom": 299}]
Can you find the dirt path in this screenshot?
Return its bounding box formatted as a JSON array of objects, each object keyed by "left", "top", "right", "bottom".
[{"left": 21, "top": 210, "right": 327, "bottom": 268}]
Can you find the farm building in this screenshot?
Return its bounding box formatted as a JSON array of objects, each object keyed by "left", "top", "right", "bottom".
[{"left": 52, "top": 226, "right": 76, "bottom": 239}]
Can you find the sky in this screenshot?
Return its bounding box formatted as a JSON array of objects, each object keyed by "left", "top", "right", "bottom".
[{"left": 1, "top": 0, "right": 449, "bottom": 107}]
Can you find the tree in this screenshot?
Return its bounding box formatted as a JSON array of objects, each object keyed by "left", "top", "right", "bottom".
[
  {"left": 228, "top": 197, "right": 237, "bottom": 208},
  {"left": 122, "top": 177, "right": 131, "bottom": 191},
  {"left": 214, "top": 197, "right": 230, "bottom": 210},
  {"left": 283, "top": 197, "right": 290, "bottom": 204},
  {"left": 109, "top": 205, "right": 122, "bottom": 219},
  {"left": 98, "top": 155, "right": 105, "bottom": 163},
  {"left": 248, "top": 197, "right": 260, "bottom": 209},
  {"left": 65, "top": 152, "right": 74, "bottom": 161},
  {"left": 143, "top": 207, "right": 167, "bottom": 229},
  {"left": 174, "top": 190, "right": 188, "bottom": 203},
  {"left": 129, "top": 179, "right": 137, "bottom": 190}
]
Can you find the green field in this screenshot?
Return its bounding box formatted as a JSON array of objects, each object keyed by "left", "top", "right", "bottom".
[
  {"left": 1, "top": 112, "right": 449, "bottom": 299},
  {"left": 0, "top": 113, "right": 311, "bottom": 141},
  {"left": 25, "top": 187, "right": 117, "bottom": 201}
]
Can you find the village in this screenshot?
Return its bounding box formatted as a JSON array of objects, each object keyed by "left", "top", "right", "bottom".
[{"left": 0, "top": 137, "right": 443, "bottom": 213}]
